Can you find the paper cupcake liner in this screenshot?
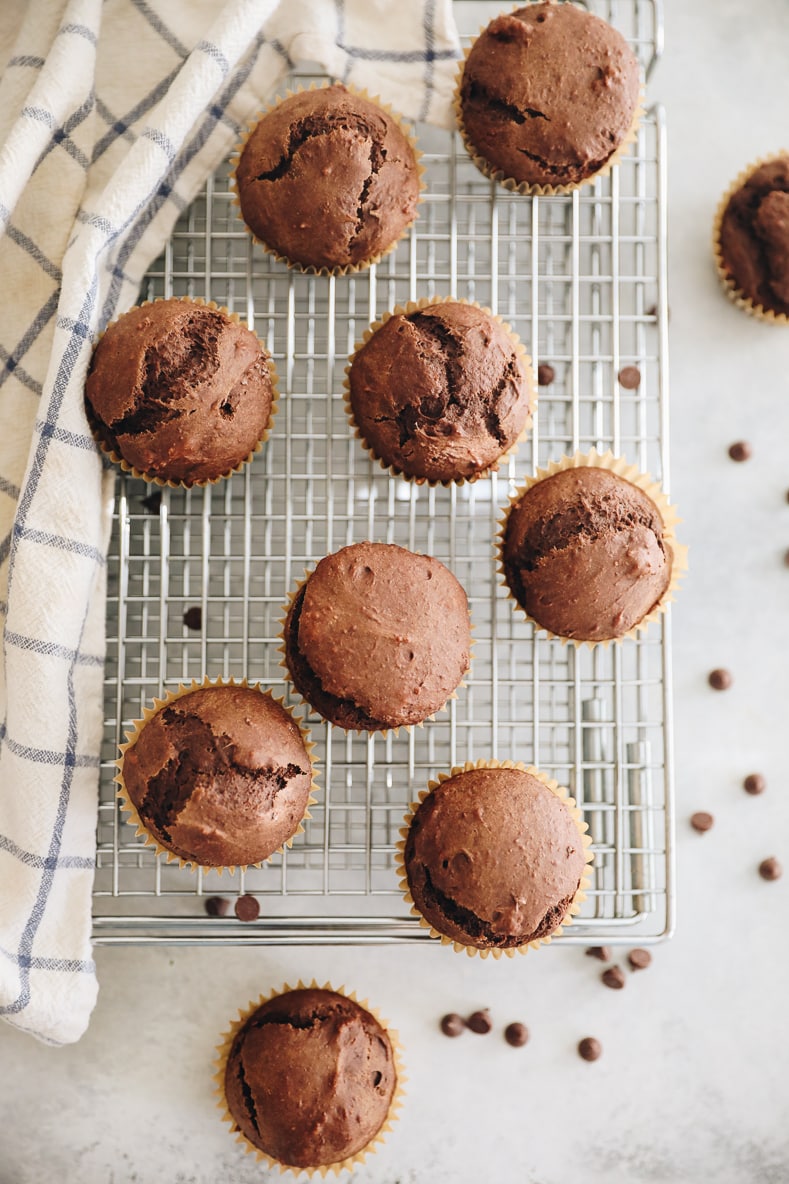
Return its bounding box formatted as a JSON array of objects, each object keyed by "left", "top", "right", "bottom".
[
  {"left": 214, "top": 979, "right": 406, "bottom": 1177},
  {"left": 497, "top": 449, "right": 687, "bottom": 648},
  {"left": 88, "top": 296, "right": 280, "bottom": 488},
  {"left": 712, "top": 152, "right": 789, "bottom": 325},
  {"left": 229, "top": 82, "right": 425, "bottom": 278},
  {"left": 395, "top": 759, "right": 594, "bottom": 958},
  {"left": 115, "top": 676, "right": 318, "bottom": 875},
  {"left": 453, "top": 41, "right": 644, "bottom": 197},
  {"left": 278, "top": 566, "right": 471, "bottom": 737},
  {"left": 343, "top": 296, "right": 536, "bottom": 486}
]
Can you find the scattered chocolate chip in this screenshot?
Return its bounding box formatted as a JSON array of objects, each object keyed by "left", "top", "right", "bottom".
[
  {"left": 141, "top": 491, "right": 162, "bottom": 514},
  {"left": 708, "top": 668, "right": 732, "bottom": 691},
  {"left": 578, "top": 1036, "right": 603, "bottom": 1061},
  {"left": 728, "top": 441, "right": 752, "bottom": 462},
  {"left": 466, "top": 1009, "right": 493, "bottom": 1035},
  {"left": 601, "top": 965, "right": 626, "bottom": 990},
  {"left": 617, "top": 365, "right": 641, "bottom": 390},
  {"left": 744, "top": 773, "right": 766, "bottom": 796},
  {"left": 183, "top": 606, "right": 202, "bottom": 631},
  {"left": 690, "top": 811, "right": 714, "bottom": 833},
  {"left": 234, "top": 893, "right": 260, "bottom": 921},
  {"left": 759, "top": 857, "right": 782, "bottom": 882},
  {"left": 627, "top": 948, "right": 652, "bottom": 971},
  {"left": 537, "top": 363, "right": 555, "bottom": 387},
  {"left": 504, "top": 1022, "right": 529, "bottom": 1048},
  {"left": 440, "top": 1013, "right": 465, "bottom": 1038},
  {"left": 204, "top": 895, "right": 229, "bottom": 917},
  {"left": 646, "top": 304, "right": 658, "bottom": 319},
  {"left": 585, "top": 945, "right": 611, "bottom": 962}
]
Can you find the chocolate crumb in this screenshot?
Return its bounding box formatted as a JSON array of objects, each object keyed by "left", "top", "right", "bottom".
[
  {"left": 728, "top": 441, "right": 752, "bottom": 462},
  {"left": 744, "top": 773, "right": 766, "bottom": 796},
  {"left": 585, "top": 945, "right": 611, "bottom": 962},
  {"left": 440, "top": 1013, "right": 465, "bottom": 1038},
  {"left": 466, "top": 1009, "right": 493, "bottom": 1035},
  {"left": 627, "top": 948, "right": 652, "bottom": 971},
  {"left": 204, "top": 895, "right": 229, "bottom": 917},
  {"left": 601, "top": 965, "right": 626, "bottom": 990},
  {"left": 708, "top": 668, "right": 732, "bottom": 691},
  {"left": 504, "top": 1022, "right": 529, "bottom": 1048},
  {"left": 759, "top": 857, "right": 782, "bottom": 882},
  {"left": 234, "top": 893, "right": 260, "bottom": 921},
  {"left": 183, "top": 606, "right": 202, "bottom": 631},
  {"left": 690, "top": 811, "right": 714, "bottom": 833},
  {"left": 141, "top": 491, "right": 162, "bottom": 514},
  {"left": 618, "top": 365, "right": 641, "bottom": 390},
  {"left": 578, "top": 1036, "right": 602, "bottom": 1061},
  {"left": 537, "top": 363, "right": 555, "bottom": 387}
]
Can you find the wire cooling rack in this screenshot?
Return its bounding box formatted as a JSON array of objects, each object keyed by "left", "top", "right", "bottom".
[{"left": 94, "top": 0, "right": 673, "bottom": 944}]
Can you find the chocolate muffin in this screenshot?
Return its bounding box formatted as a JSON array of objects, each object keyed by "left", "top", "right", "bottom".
[
  {"left": 120, "top": 684, "right": 313, "bottom": 867},
  {"left": 458, "top": 2, "right": 640, "bottom": 190},
  {"left": 284, "top": 542, "right": 471, "bottom": 731},
  {"left": 234, "top": 83, "right": 421, "bottom": 273},
  {"left": 501, "top": 464, "right": 673, "bottom": 643},
  {"left": 716, "top": 156, "right": 789, "bottom": 318},
  {"left": 402, "top": 765, "right": 588, "bottom": 951},
  {"left": 347, "top": 300, "right": 533, "bottom": 483},
  {"left": 85, "top": 299, "right": 275, "bottom": 485},
  {"left": 223, "top": 987, "right": 398, "bottom": 1170}
]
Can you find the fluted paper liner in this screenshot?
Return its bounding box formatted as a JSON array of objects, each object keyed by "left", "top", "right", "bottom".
[
  {"left": 453, "top": 36, "right": 644, "bottom": 198},
  {"left": 343, "top": 296, "right": 536, "bottom": 486},
  {"left": 230, "top": 82, "right": 425, "bottom": 277},
  {"left": 88, "top": 296, "right": 280, "bottom": 488},
  {"left": 214, "top": 979, "right": 405, "bottom": 1177},
  {"left": 395, "top": 759, "right": 593, "bottom": 958},
  {"left": 278, "top": 555, "right": 472, "bottom": 736},
  {"left": 115, "top": 677, "right": 318, "bottom": 874},
  {"left": 712, "top": 152, "right": 789, "bottom": 325},
  {"left": 497, "top": 449, "right": 687, "bottom": 648}
]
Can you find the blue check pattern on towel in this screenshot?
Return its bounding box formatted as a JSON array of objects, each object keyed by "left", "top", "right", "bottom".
[{"left": 0, "top": 0, "right": 460, "bottom": 1045}]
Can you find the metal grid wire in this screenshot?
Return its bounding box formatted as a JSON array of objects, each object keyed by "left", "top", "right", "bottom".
[{"left": 94, "top": 0, "right": 673, "bottom": 944}]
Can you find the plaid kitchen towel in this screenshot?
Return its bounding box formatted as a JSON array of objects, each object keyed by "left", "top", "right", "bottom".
[{"left": 0, "top": 0, "right": 460, "bottom": 1045}]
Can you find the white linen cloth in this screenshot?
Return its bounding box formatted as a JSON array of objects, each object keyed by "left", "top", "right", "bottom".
[{"left": 0, "top": 0, "right": 461, "bottom": 1045}]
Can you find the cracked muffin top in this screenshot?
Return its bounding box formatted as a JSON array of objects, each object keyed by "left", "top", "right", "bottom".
[
  {"left": 85, "top": 299, "right": 275, "bottom": 486},
  {"left": 717, "top": 157, "right": 789, "bottom": 318},
  {"left": 347, "top": 300, "right": 533, "bottom": 482},
  {"left": 502, "top": 465, "right": 672, "bottom": 642},
  {"left": 234, "top": 83, "right": 421, "bottom": 272},
  {"left": 458, "top": 2, "right": 640, "bottom": 190},
  {"left": 223, "top": 987, "right": 397, "bottom": 1169},
  {"left": 121, "top": 684, "right": 313, "bottom": 868},
  {"left": 283, "top": 542, "right": 471, "bottom": 732},
  {"left": 403, "top": 765, "right": 587, "bottom": 950}
]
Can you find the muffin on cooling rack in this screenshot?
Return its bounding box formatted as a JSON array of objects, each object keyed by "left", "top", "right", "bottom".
[
  {"left": 456, "top": 1, "right": 641, "bottom": 193},
  {"left": 117, "top": 680, "right": 315, "bottom": 870},
  {"left": 233, "top": 83, "right": 422, "bottom": 274},
  {"left": 283, "top": 542, "right": 471, "bottom": 731},
  {"left": 218, "top": 984, "right": 403, "bottom": 1172},
  {"left": 714, "top": 154, "right": 789, "bottom": 322},
  {"left": 346, "top": 298, "right": 534, "bottom": 483},
  {"left": 85, "top": 298, "right": 277, "bottom": 486}
]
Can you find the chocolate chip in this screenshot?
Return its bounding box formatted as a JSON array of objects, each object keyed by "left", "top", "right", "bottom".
[
  {"left": 440, "top": 1013, "right": 465, "bottom": 1038},
  {"left": 537, "top": 363, "right": 555, "bottom": 387},
  {"left": 601, "top": 965, "right": 626, "bottom": 990},
  {"left": 728, "top": 441, "right": 752, "bottom": 462},
  {"left": 708, "top": 668, "right": 732, "bottom": 691},
  {"left": 234, "top": 893, "right": 260, "bottom": 921},
  {"left": 141, "top": 491, "right": 162, "bottom": 514},
  {"left": 585, "top": 945, "right": 611, "bottom": 962},
  {"left": 183, "top": 606, "right": 202, "bottom": 631},
  {"left": 204, "top": 895, "right": 229, "bottom": 917},
  {"left": 744, "top": 773, "right": 766, "bottom": 795},
  {"left": 466, "top": 1009, "right": 493, "bottom": 1034},
  {"left": 504, "top": 1022, "right": 529, "bottom": 1048},
  {"left": 617, "top": 365, "right": 641, "bottom": 390},
  {"left": 646, "top": 304, "right": 658, "bottom": 319},
  {"left": 759, "top": 857, "right": 782, "bottom": 881},
  {"left": 578, "top": 1036, "right": 602, "bottom": 1061},
  {"left": 627, "top": 948, "right": 652, "bottom": 971},
  {"left": 690, "top": 811, "right": 714, "bottom": 833}
]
